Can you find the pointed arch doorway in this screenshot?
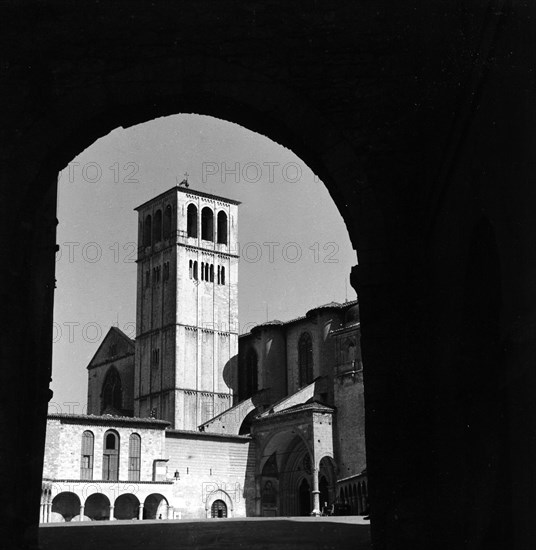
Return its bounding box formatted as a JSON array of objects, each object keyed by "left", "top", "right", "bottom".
[{"left": 298, "top": 478, "right": 311, "bottom": 517}]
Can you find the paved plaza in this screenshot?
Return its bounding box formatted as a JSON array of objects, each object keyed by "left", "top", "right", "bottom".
[{"left": 40, "top": 516, "right": 371, "bottom": 550}]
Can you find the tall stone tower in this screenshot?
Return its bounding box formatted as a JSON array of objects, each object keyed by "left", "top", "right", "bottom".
[{"left": 134, "top": 184, "right": 240, "bottom": 429}]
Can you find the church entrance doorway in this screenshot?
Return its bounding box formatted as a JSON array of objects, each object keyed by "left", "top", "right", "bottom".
[
  {"left": 211, "top": 500, "right": 228, "bottom": 518},
  {"left": 298, "top": 478, "right": 311, "bottom": 516}
]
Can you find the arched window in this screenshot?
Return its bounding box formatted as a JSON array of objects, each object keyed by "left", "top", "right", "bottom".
[
  {"left": 128, "top": 433, "right": 141, "bottom": 481},
  {"left": 80, "top": 431, "right": 94, "bottom": 480},
  {"left": 143, "top": 214, "right": 152, "bottom": 247},
  {"left": 189, "top": 259, "right": 193, "bottom": 279},
  {"left": 153, "top": 209, "right": 162, "bottom": 243},
  {"left": 201, "top": 207, "right": 214, "bottom": 241},
  {"left": 220, "top": 266, "right": 225, "bottom": 285},
  {"left": 217, "top": 211, "right": 228, "bottom": 244},
  {"left": 163, "top": 204, "right": 172, "bottom": 238},
  {"left": 210, "top": 264, "right": 214, "bottom": 282},
  {"left": 201, "top": 261, "right": 205, "bottom": 281},
  {"left": 211, "top": 499, "right": 227, "bottom": 518},
  {"left": 102, "top": 430, "right": 119, "bottom": 481},
  {"left": 101, "top": 367, "right": 122, "bottom": 414},
  {"left": 187, "top": 204, "right": 198, "bottom": 238},
  {"left": 298, "top": 332, "right": 314, "bottom": 386},
  {"left": 193, "top": 261, "right": 198, "bottom": 280},
  {"left": 204, "top": 262, "right": 209, "bottom": 281},
  {"left": 246, "top": 348, "right": 258, "bottom": 397}
]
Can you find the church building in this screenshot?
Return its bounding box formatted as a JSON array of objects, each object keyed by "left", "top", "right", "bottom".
[{"left": 41, "top": 185, "right": 367, "bottom": 522}]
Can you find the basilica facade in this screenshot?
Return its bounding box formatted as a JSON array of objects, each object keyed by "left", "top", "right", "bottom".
[{"left": 41, "top": 186, "right": 367, "bottom": 522}]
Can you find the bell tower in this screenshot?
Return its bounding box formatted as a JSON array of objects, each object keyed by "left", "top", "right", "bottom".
[{"left": 134, "top": 183, "right": 240, "bottom": 429}]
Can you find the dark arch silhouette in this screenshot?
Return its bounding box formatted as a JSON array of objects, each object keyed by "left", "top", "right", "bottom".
[
  {"left": 298, "top": 478, "right": 311, "bottom": 516},
  {"left": 85, "top": 493, "right": 111, "bottom": 521},
  {"left": 11, "top": 38, "right": 379, "bottom": 550},
  {"left": 143, "top": 493, "right": 168, "bottom": 520},
  {"left": 51, "top": 492, "right": 80, "bottom": 522},
  {"left": 201, "top": 207, "right": 214, "bottom": 241},
  {"left": 217, "top": 210, "right": 228, "bottom": 244},
  {"left": 187, "top": 203, "right": 197, "bottom": 238},
  {"left": 101, "top": 367, "right": 122, "bottom": 414},
  {"left": 114, "top": 493, "right": 140, "bottom": 520}
]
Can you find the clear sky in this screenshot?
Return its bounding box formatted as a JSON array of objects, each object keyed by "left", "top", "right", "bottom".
[{"left": 51, "top": 114, "right": 357, "bottom": 414}]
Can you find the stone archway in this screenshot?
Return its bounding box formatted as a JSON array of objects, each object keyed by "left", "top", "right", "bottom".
[
  {"left": 51, "top": 492, "right": 80, "bottom": 523},
  {"left": 114, "top": 494, "right": 140, "bottom": 520},
  {"left": 85, "top": 493, "right": 111, "bottom": 521},
  {"left": 205, "top": 490, "right": 234, "bottom": 519},
  {"left": 143, "top": 494, "right": 168, "bottom": 520},
  {"left": 20, "top": 65, "right": 367, "bottom": 541}
]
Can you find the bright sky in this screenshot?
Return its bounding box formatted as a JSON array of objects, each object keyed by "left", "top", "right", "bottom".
[{"left": 51, "top": 114, "right": 357, "bottom": 413}]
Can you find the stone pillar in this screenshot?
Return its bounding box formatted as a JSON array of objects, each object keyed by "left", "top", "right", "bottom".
[
  {"left": 311, "top": 468, "right": 321, "bottom": 516},
  {"left": 79, "top": 505, "right": 85, "bottom": 521},
  {"left": 39, "top": 502, "right": 44, "bottom": 523},
  {"left": 109, "top": 505, "right": 115, "bottom": 520},
  {"left": 46, "top": 502, "right": 52, "bottom": 523},
  {"left": 138, "top": 503, "right": 144, "bottom": 520}
]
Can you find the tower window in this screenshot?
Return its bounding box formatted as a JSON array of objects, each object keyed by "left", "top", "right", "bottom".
[
  {"left": 152, "top": 348, "right": 160, "bottom": 366},
  {"left": 193, "top": 261, "right": 198, "bottom": 281},
  {"left": 204, "top": 262, "right": 209, "bottom": 281},
  {"left": 298, "top": 332, "right": 314, "bottom": 387},
  {"left": 145, "top": 269, "right": 150, "bottom": 288},
  {"left": 187, "top": 204, "right": 198, "bottom": 238},
  {"left": 128, "top": 434, "right": 141, "bottom": 481},
  {"left": 153, "top": 209, "right": 162, "bottom": 243},
  {"left": 221, "top": 266, "right": 225, "bottom": 285},
  {"left": 163, "top": 204, "right": 172, "bottom": 239},
  {"left": 201, "top": 262, "right": 205, "bottom": 281},
  {"left": 201, "top": 207, "right": 214, "bottom": 241},
  {"left": 210, "top": 264, "right": 214, "bottom": 282},
  {"left": 143, "top": 214, "right": 152, "bottom": 247},
  {"left": 217, "top": 211, "right": 228, "bottom": 245},
  {"left": 189, "top": 260, "right": 193, "bottom": 279}
]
